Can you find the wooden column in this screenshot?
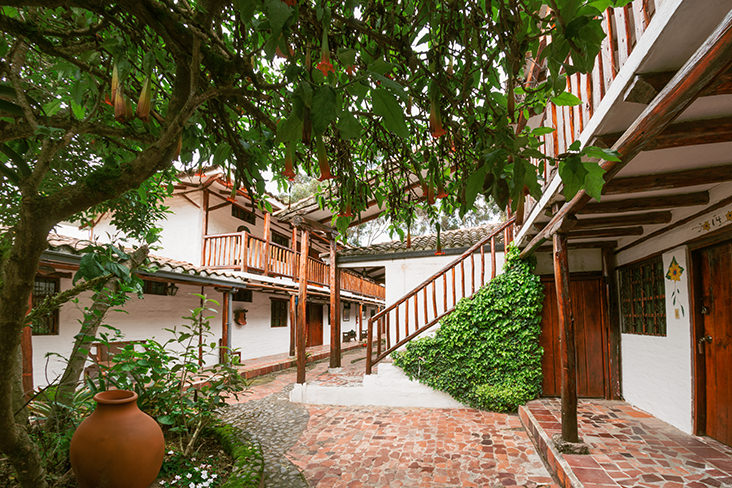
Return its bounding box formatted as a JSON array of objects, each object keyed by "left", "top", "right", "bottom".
[
  {"left": 553, "top": 232, "right": 579, "bottom": 443},
  {"left": 296, "top": 229, "right": 309, "bottom": 384},
  {"left": 329, "top": 235, "right": 341, "bottom": 368},
  {"left": 200, "top": 189, "right": 210, "bottom": 264},
  {"left": 291, "top": 227, "right": 298, "bottom": 278},
  {"left": 262, "top": 212, "right": 272, "bottom": 276},
  {"left": 602, "top": 248, "right": 623, "bottom": 400},
  {"left": 358, "top": 303, "right": 364, "bottom": 341},
  {"left": 220, "top": 290, "right": 230, "bottom": 364},
  {"left": 289, "top": 294, "right": 296, "bottom": 357}
]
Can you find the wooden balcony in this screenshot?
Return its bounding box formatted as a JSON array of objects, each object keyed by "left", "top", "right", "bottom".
[
  {"left": 535, "top": 0, "right": 661, "bottom": 175},
  {"left": 201, "top": 232, "right": 385, "bottom": 300}
]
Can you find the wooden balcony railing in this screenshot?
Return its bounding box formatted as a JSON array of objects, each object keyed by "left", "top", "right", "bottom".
[
  {"left": 365, "top": 218, "right": 515, "bottom": 374},
  {"left": 534, "top": 0, "right": 660, "bottom": 181},
  {"left": 202, "top": 232, "right": 385, "bottom": 300}
]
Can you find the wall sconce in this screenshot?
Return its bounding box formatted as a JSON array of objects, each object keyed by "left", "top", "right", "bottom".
[
  {"left": 166, "top": 283, "right": 179, "bottom": 296},
  {"left": 234, "top": 308, "right": 248, "bottom": 326}
]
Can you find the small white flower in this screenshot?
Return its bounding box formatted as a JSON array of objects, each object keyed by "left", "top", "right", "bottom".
[
  {"left": 174, "top": 475, "right": 181, "bottom": 480},
  {"left": 189, "top": 483, "right": 195, "bottom": 488},
  {"left": 186, "top": 473, "right": 192, "bottom": 479},
  {"left": 168, "top": 451, "right": 174, "bottom": 455}
]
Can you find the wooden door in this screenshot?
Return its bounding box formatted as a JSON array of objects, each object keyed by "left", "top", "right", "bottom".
[
  {"left": 697, "top": 241, "right": 732, "bottom": 446},
  {"left": 540, "top": 276, "right": 608, "bottom": 398},
  {"left": 306, "top": 302, "right": 323, "bottom": 347}
]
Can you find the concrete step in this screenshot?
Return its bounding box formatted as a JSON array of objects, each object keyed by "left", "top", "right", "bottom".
[{"left": 289, "top": 363, "right": 466, "bottom": 409}]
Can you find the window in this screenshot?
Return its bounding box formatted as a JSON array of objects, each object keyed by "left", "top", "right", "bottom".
[
  {"left": 270, "top": 298, "right": 288, "bottom": 327},
  {"left": 619, "top": 255, "right": 666, "bottom": 336},
  {"left": 32, "top": 277, "right": 59, "bottom": 335},
  {"left": 143, "top": 280, "right": 169, "bottom": 296},
  {"left": 271, "top": 231, "right": 289, "bottom": 247},
  {"left": 232, "top": 289, "right": 252, "bottom": 302},
  {"left": 232, "top": 205, "right": 256, "bottom": 225}
]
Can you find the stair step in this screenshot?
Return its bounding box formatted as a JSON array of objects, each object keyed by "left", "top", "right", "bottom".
[{"left": 289, "top": 363, "right": 466, "bottom": 409}]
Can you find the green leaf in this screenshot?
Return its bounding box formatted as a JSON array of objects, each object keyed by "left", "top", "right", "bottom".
[
  {"left": 582, "top": 161, "right": 606, "bottom": 201},
  {"left": 264, "top": 0, "right": 291, "bottom": 36},
  {"left": 583, "top": 145, "right": 621, "bottom": 162},
  {"left": 275, "top": 114, "right": 303, "bottom": 144},
  {"left": 372, "top": 88, "right": 408, "bottom": 138},
  {"left": 551, "top": 91, "right": 582, "bottom": 106},
  {"left": 371, "top": 73, "right": 407, "bottom": 101},
  {"left": 311, "top": 86, "right": 337, "bottom": 134},
  {"left": 367, "top": 59, "right": 393, "bottom": 75},
  {"left": 212, "top": 142, "right": 232, "bottom": 166},
  {"left": 70, "top": 101, "right": 85, "bottom": 120},
  {"left": 531, "top": 127, "right": 555, "bottom": 136},
  {"left": 157, "top": 415, "right": 175, "bottom": 425},
  {"left": 337, "top": 48, "right": 356, "bottom": 67},
  {"left": 465, "top": 165, "right": 488, "bottom": 209},
  {"left": 336, "top": 111, "right": 362, "bottom": 139},
  {"left": 235, "top": 0, "right": 259, "bottom": 23},
  {"left": 43, "top": 99, "right": 62, "bottom": 116},
  {"left": 558, "top": 154, "right": 586, "bottom": 200}
]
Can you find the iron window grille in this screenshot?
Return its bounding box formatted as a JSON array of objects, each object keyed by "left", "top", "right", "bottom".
[{"left": 619, "top": 255, "right": 667, "bottom": 336}]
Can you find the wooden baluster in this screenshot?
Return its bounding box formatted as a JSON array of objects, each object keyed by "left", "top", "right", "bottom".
[
  {"left": 491, "top": 236, "right": 496, "bottom": 279},
  {"left": 395, "top": 304, "right": 400, "bottom": 343},
  {"left": 460, "top": 260, "right": 465, "bottom": 300},
  {"left": 395, "top": 305, "right": 400, "bottom": 343},
  {"left": 632, "top": 0, "right": 650, "bottom": 41},
  {"left": 551, "top": 103, "right": 560, "bottom": 155},
  {"left": 566, "top": 77, "right": 576, "bottom": 141},
  {"left": 263, "top": 213, "right": 271, "bottom": 275},
  {"left": 432, "top": 281, "right": 437, "bottom": 318},
  {"left": 601, "top": 8, "right": 617, "bottom": 91},
  {"left": 366, "top": 316, "right": 374, "bottom": 374},
  {"left": 443, "top": 273, "right": 447, "bottom": 311},
  {"left": 241, "top": 233, "right": 248, "bottom": 272},
  {"left": 423, "top": 287, "right": 428, "bottom": 324},
  {"left": 471, "top": 253, "right": 475, "bottom": 295},
  {"left": 377, "top": 316, "right": 383, "bottom": 357},
  {"left": 405, "top": 298, "right": 409, "bottom": 337},
  {"left": 414, "top": 293, "right": 419, "bottom": 329},
  {"left": 451, "top": 267, "right": 456, "bottom": 307},
  {"left": 385, "top": 313, "right": 391, "bottom": 350},
  {"left": 574, "top": 74, "right": 583, "bottom": 136},
  {"left": 480, "top": 244, "right": 485, "bottom": 286},
  {"left": 385, "top": 314, "right": 390, "bottom": 355}
]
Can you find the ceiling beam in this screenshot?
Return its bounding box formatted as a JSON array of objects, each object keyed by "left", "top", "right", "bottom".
[
  {"left": 535, "top": 240, "right": 618, "bottom": 252},
  {"left": 603, "top": 163, "right": 732, "bottom": 195},
  {"left": 534, "top": 211, "right": 673, "bottom": 229},
  {"left": 596, "top": 116, "right": 732, "bottom": 151},
  {"left": 624, "top": 66, "right": 732, "bottom": 104},
  {"left": 567, "top": 227, "right": 644, "bottom": 238},
  {"left": 579, "top": 191, "right": 709, "bottom": 214}
]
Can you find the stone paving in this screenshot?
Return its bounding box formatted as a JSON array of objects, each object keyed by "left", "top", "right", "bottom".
[
  {"left": 223, "top": 349, "right": 558, "bottom": 488},
  {"left": 523, "top": 398, "right": 732, "bottom": 488}
]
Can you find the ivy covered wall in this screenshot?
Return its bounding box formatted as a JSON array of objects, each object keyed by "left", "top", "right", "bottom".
[{"left": 392, "top": 247, "right": 544, "bottom": 412}]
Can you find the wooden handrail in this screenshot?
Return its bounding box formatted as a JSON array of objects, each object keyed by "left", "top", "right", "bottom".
[{"left": 366, "top": 218, "right": 514, "bottom": 374}]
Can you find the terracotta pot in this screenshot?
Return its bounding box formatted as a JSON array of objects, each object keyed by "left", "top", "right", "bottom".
[{"left": 70, "top": 390, "right": 164, "bottom": 488}]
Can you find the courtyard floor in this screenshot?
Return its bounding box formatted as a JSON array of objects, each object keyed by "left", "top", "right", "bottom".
[{"left": 223, "top": 348, "right": 557, "bottom": 488}]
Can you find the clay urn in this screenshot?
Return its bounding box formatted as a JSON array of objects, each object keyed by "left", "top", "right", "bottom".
[{"left": 70, "top": 389, "right": 164, "bottom": 488}]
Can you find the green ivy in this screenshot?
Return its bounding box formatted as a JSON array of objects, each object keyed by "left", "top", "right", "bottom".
[
  {"left": 392, "top": 246, "right": 544, "bottom": 412},
  {"left": 210, "top": 423, "right": 265, "bottom": 488}
]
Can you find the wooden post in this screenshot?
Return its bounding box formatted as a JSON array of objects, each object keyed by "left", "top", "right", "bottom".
[
  {"left": 220, "top": 290, "right": 230, "bottom": 364},
  {"left": 291, "top": 226, "right": 298, "bottom": 278},
  {"left": 329, "top": 235, "right": 341, "bottom": 368},
  {"left": 358, "top": 303, "right": 363, "bottom": 341},
  {"left": 366, "top": 316, "right": 373, "bottom": 374},
  {"left": 602, "top": 247, "right": 623, "bottom": 400},
  {"left": 289, "top": 294, "right": 296, "bottom": 357},
  {"left": 553, "top": 232, "right": 580, "bottom": 444},
  {"left": 262, "top": 212, "right": 271, "bottom": 275},
  {"left": 240, "top": 231, "right": 248, "bottom": 272},
  {"left": 200, "top": 189, "right": 210, "bottom": 264},
  {"left": 296, "top": 230, "right": 309, "bottom": 384}
]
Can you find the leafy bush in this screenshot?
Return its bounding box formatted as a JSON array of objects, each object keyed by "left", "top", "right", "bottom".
[
  {"left": 392, "top": 246, "right": 544, "bottom": 412},
  {"left": 87, "top": 296, "right": 248, "bottom": 456},
  {"left": 210, "top": 423, "right": 264, "bottom": 488}
]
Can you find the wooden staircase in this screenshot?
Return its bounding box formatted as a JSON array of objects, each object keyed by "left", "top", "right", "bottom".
[{"left": 365, "top": 218, "right": 515, "bottom": 374}]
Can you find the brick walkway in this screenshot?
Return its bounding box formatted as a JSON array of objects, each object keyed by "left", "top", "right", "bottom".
[
  {"left": 229, "top": 349, "right": 558, "bottom": 487},
  {"left": 521, "top": 398, "right": 732, "bottom": 488}
]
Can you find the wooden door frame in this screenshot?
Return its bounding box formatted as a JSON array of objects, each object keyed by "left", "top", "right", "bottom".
[
  {"left": 539, "top": 271, "right": 612, "bottom": 399},
  {"left": 306, "top": 301, "right": 324, "bottom": 347},
  {"left": 689, "top": 230, "right": 732, "bottom": 436}
]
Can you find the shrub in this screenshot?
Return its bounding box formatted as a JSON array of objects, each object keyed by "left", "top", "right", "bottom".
[
  {"left": 392, "top": 246, "right": 544, "bottom": 412},
  {"left": 210, "top": 423, "right": 264, "bottom": 488}
]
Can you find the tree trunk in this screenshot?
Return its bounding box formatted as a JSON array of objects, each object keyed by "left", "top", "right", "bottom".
[{"left": 48, "top": 246, "right": 149, "bottom": 431}]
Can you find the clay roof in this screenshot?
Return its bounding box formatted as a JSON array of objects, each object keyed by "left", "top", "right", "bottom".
[
  {"left": 339, "top": 223, "right": 505, "bottom": 258},
  {"left": 45, "top": 233, "right": 249, "bottom": 285}
]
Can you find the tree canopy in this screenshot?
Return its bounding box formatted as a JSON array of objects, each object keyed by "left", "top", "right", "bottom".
[{"left": 0, "top": 1, "right": 627, "bottom": 486}]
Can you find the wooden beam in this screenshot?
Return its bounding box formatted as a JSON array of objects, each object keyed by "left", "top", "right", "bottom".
[
  {"left": 535, "top": 212, "right": 672, "bottom": 230},
  {"left": 602, "top": 249, "right": 622, "bottom": 400},
  {"left": 624, "top": 67, "right": 732, "bottom": 104},
  {"left": 579, "top": 192, "right": 709, "bottom": 214},
  {"left": 208, "top": 201, "right": 229, "bottom": 211},
  {"left": 329, "top": 236, "right": 341, "bottom": 368},
  {"left": 553, "top": 232, "right": 579, "bottom": 444},
  {"left": 596, "top": 116, "right": 732, "bottom": 151},
  {"left": 603, "top": 163, "right": 732, "bottom": 195},
  {"left": 293, "top": 215, "right": 333, "bottom": 234},
  {"left": 296, "top": 230, "right": 309, "bottom": 384},
  {"left": 262, "top": 212, "right": 271, "bottom": 276},
  {"left": 567, "top": 226, "right": 644, "bottom": 238},
  {"left": 616, "top": 194, "right": 732, "bottom": 254},
  {"left": 535, "top": 240, "right": 618, "bottom": 252},
  {"left": 521, "top": 11, "right": 732, "bottom": 257},
  {"left": 220, "top": 290, "right": 230, "bottom": 364},
  {"left": 289, "top": 295, "right": 296, "bottom": 357}
]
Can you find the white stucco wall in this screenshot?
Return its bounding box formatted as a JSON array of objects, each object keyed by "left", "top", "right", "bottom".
[
  {"left": 620, "top": 247, "right": 694, "bottom": 433},
  {"left": 32, "top": 281, "right": 222, "bottom": 388},
  {"left": 229, "top": 291, "right": 292, "bottom": 360},
  {"left": 534, "top": 248, "right": 603, "bottom": 275}
]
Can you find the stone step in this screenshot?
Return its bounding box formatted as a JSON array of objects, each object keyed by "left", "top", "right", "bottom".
[{"left": 289, "top": 363, "right": 465, "bottom": 409}]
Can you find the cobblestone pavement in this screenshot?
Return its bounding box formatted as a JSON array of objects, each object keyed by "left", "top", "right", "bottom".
[{"left": 223, "top": 349, "right": 557, "bottom": 488}]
